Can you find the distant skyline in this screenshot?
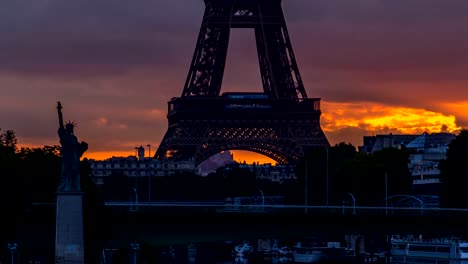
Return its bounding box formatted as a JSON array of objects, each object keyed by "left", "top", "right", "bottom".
[{"left": 1, "top": 0, "right": 467, "bottom": 163}]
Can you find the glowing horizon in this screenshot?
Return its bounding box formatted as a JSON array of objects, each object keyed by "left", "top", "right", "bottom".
[{"left": 15, "top": 101, "right": 464, "bottom": 165}]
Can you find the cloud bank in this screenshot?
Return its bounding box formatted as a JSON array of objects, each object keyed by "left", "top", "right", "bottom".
[{"left": 1, "top": 0, "right": 467, "bottom": 160}]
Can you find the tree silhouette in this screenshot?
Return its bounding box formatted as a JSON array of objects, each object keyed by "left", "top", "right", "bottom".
[
  {"left": 440, "top": 129, "right": 468, "bottom": 208},
  {"left": 0, "top": 130, "right": 102, "bottom": 261}
]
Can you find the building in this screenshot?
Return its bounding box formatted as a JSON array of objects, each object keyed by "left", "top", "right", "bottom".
[
  {"left": 360, "top": 132, "right": 456, "bottom": 196},
  {"left": 88, "top": 156, "right": 197, "bottom": 185},
  {"left": 359, "top": 133, "right": 418, "bottom": 153},
  {"left": 231, "top": 162, "right": 297, "bottom": 183},
  {"left": 197, "top": 151, "right": 235, "bottom": 176},
  {"left": 407, "top": 132, "right": 455, "bottom": 195},
  {"left": 89, "top": 150, "right": 237, "bottom": 185}
]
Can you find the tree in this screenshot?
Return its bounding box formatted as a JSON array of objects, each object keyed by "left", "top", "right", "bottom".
[
  {"left": 295, "top": 147, "right": 328, "bottom": 206},
  {"left": 0, "top": 128, "right": 18, "bottom": 166},
  {"left": 102, "top": 172, "right": 134, "bottom": 201},
  {"left": 295, "top": 143, "right": 358, "bottom": 206},
  {"left": 373, "top": 148, "right": 413, "bottom": 196},
  {"left": 0, "top": 129, "right": 21, "bottom": 212},
  {"left": 328, "top": 143, "right": 358, "bottom": 205},
  {"left": 341, "top": 152, "right": 384, "bottom": 206},
  {"left": 0, "top": 128, "right": 17, "bottom": 149},
  {"left": 16, "top": 145, "right": 62, "bottom": 205},
  {"left": 440, "top": 129, "right": 468, "bottom": 208},
  {"left": 223, "top": 165, "right": 256, "bottom": 197},
  {"left": 338, "top": 148, "right": 412, "bottom": 206}
]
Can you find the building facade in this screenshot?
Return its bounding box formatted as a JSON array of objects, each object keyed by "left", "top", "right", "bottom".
[
  {"left": 89, "top": 148, "right": 296, "bottom": 185},
  {"left": 360, "top": 132, "right": 456, "bottom": 196},
  {"left": 88, "top": 156, "right": 197, "bottom": 185},
  {"left": 230, "top": 162, "right": 297, "bottom": 183}
]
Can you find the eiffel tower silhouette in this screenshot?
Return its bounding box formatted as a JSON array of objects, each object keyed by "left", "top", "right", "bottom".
[{"left": 155, "top": 0, "right": 329, "bottom": 165}]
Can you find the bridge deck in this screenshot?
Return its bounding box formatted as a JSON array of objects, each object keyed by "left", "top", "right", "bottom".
[{"left": 4, "top": 204, "right": 468, "bottom": 248}]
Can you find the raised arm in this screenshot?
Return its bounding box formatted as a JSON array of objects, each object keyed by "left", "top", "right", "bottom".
[{"left": 57, "top": 101, "right": 64, "bottom": 130}]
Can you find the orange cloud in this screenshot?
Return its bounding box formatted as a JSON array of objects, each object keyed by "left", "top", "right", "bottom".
[
  {"left": 83, "top": 150, "right": 135, "bottom": 160},
  {"left": 321, "top": 101, "right": 462, "bottom": 146},
  {"left": 439, "top": 101, "right": 468, "bottom": 126},
  {"left": 19, "top": 101, "right": 463, "bottom": 166},
  {"left": 83, "top": 102, "right": 463, "bottom": 163},
  {"left": 94, "top": 117, "right": 109, "bottom": 127},
  {"left": 147, "top": 108, "right": 166, "bottom": 120}
]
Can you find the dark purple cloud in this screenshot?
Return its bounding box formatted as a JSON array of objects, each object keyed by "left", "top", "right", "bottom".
[{"left": 1, "top": 0, "right": 467, "bottom": 154}]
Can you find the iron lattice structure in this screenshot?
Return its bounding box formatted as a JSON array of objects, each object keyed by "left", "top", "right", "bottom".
[{"left": 155, "top": 0, "right": 329, "bottom": 165}]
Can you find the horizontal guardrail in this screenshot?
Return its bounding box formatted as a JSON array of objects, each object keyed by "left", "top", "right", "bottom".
[{"left": 101, "top": 202, "right": 468, "bottom": 216}]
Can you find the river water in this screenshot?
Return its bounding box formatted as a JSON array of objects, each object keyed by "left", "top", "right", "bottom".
[
  {"left": 6, "top": 235, "right": 468, "bottom": 263},
  {"left": 100, "top": 237, "right": 388, "bottom": 264}
]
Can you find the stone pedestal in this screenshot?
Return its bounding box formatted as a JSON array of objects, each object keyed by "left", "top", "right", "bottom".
[{"left": 55, "top": 192, "right": 85, "bottom": 264}]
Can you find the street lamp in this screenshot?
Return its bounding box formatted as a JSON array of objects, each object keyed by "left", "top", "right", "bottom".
[
  {"left": 385, "top": 172, "right": 388, "bottom": 216},
  {"left": 130, "top": 243, "right": 140, "bottom": 264},
  {"left": 132, "top": 147, "right": 140, "bottom": 207},
  {"left": 129, "top": 187, "right": 139, "bottom": 212},
  {"left": 342, "top": 193, "right": 356, "bottom": 215},
  {"left": 7, "top": 242, "right": 18, "bottom": 264},
  {"left": 147, "top": 144, "right": 152, "bottom": 201},
  {"left": 133, "top": 187, "right": 139, "bottom": 212},
  {"left": 326, "top": 147, "right": 329, "bottom": 207},
  {"left": 257, "top": 188, "right": 265, "bottom": 211},
  {"left": 305, "top": 161, "right": 308, "bottom": 214}
]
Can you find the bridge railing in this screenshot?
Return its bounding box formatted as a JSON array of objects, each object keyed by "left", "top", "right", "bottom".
[{"left": 102, "top": 202, "right": 468, "bottom": 217}]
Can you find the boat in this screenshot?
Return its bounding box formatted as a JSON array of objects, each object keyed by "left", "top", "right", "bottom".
[
  {"left": 272, "top": 243, "right": 293, "bottom": 258},
  {"left": 265, "top": 240, "right": 294, "bottom": 263},
  {"left": 292, "top": 245, "right": 323, "bottom": 263},
  {"left": 232, "top": 240, "right": 255, "bottom": 258},
  {"left": 292, "top": 238, "right": 350, "bottom": 263},
  {"left": 187, "top": 243, "right": 196, "bottom": 263},
  {"left": 390, "top": 236, "right": 468, "bottom": 263}
]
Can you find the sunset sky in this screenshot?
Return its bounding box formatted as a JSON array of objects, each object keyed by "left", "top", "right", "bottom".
[{"left": 1, "top": 0, "right": 467, "bottom": 164}]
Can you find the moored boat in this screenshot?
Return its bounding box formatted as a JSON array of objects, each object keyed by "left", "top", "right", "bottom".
[
  {"left": 292, "top": 239, "right": 350, "bottom": 263},
  {"left": 232, "top": 240, "right": 255, "bottom": 258},
  {"left": 390, "top": 236, "right": 468, "bottom": 263}
]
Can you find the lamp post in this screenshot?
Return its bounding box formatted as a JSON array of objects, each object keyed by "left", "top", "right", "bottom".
[
  {"left": 147, "top": 144, "right": 152, "bottom": 201},
  {"left": 349, "top": 193, "right": 356, "bottom": 215},
  {"left": 133, "top": 187, "right": 139, "bottom": 212},
  {"left": 385, "top": 172, "right": 388, "bottom": 216},
  {"left": 133, "top": 146, "right": 140, "bottom": 206},
  {"left": 130, "top": 243, "right": 140, "bottom": 264},
  {"left": 326, "top": 147, "right": 329, "bottom": 207},
  {"left": 305, "top": 161, "right": 308, "bottom": 214},
  {"left": 342, "top": 193, "right": 356, "bottom": 215},
  {"left": 7, "top": 242, "right": 18, "bottom": 264},
  {"left": 258, "top": 188, "right": 265, "bottom": 211}
]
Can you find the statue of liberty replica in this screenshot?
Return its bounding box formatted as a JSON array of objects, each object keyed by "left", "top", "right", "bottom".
[
  {"left": 56, "top": 101, "right": 88, "bottom": 192},
  {"left": 55, "top": 101, "right": 86, "bottom": 264}
]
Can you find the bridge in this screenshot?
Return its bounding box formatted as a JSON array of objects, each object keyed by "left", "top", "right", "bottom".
[{"left": 4, "top": 201, "right": 468, "bottom": 262}]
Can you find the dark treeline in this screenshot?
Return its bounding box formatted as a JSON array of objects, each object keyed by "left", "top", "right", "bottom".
[
  {"left": 440, "top": 129, "right": 468, "bottom": 208},
  {"left": 0, "top": 129, "right": 103, "bottom": 263},
  {"left": 102, "top": 165, "right": 295, "bottom": 202},
  {"left": 2, "top": 127, "right": 467, "bottom": 262},
  {"left": 101, "top": 144, "right": 413, "bottom": 206},
  {"left": 1, "top": 127, "right": 468, "bottom": 261},
  {"left": 296, "top": 143, "right": 413, "bottom": 207},
  {"left": 2, "top": 128, "right": 468, "bottom": 210}
]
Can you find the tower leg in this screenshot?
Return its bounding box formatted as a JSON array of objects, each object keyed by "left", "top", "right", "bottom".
[{"left": 55, "top": 192, "right": 85, "bottom": 264}]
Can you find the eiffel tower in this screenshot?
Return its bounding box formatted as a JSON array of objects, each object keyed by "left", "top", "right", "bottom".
[{"left": 155, "top": 0, "right": 329, "bottom": 165}]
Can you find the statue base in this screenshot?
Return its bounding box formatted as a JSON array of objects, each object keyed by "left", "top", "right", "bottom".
[{"left": 55, "top": 192, "right": 85, "bottom": 264}]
